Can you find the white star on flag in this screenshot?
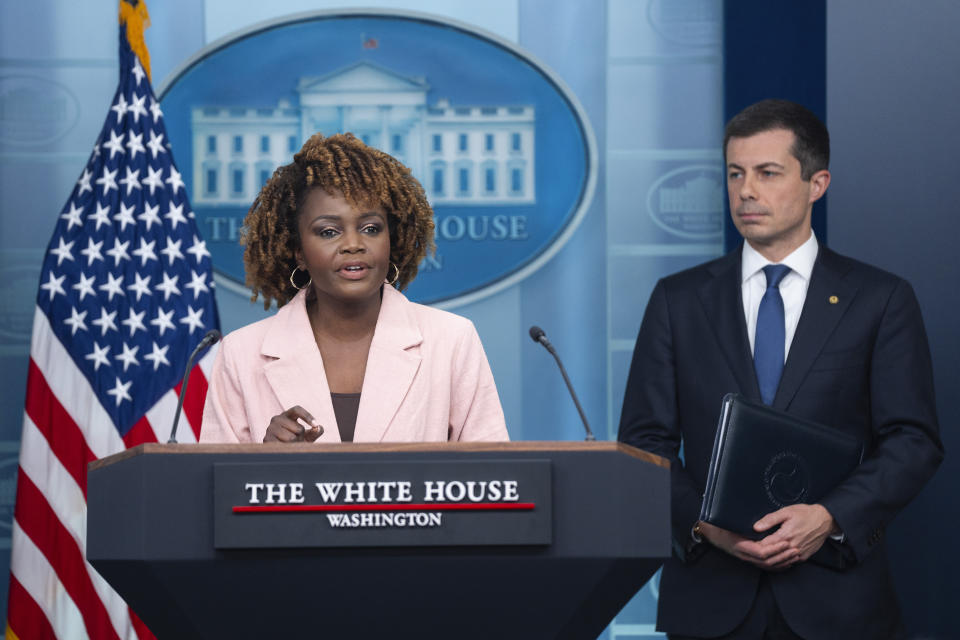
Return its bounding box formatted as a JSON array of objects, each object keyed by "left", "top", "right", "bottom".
[
  {"left": 84, "top": 341, "right": 111, "bottom": 371},
  {"left": 165, "top": 166, "right": 185, "bottom": 193},
  {"left": 187, "top": 235, "right": 211, "bottom": 262},
  {"left": 164, "top": 202, "right": 187, "bottom": 229},
  {"left": 96, "top": 167, "right": 119, "bottom": 196},
  {"left": 91, "top": 202, "right": 113, "bottom": 230},
  {"left": 156, "top": 272, "right": 181, "bottom": 301},
  {"left": 120, "top": 166, "right": 141, "bottom": 195},
  {"left": 71, "top": 272, "right": 97, "bottom": 301},
  {"left": 132, "top": 237, "right": 157, "bottom": 266},
  {"left": 138, "top": 201, "right": 162, "bottom": 231},
  {"left": 80, "top": 237, "right": 105, "bottom": 266},
  {"left": 114, "top": 201, "right": 137, "bottom": 231},
  {"left": 150, "top": 307, "right": 176, "bottom": 336},
  {"left": 103, "top": 129, "right": 126, "bottom": 159},
  {"left": 106, "top": 376, "right": 133, "bottom": 406},
  {"left": 91, "top": 308, "right": 118, "bottom": 336},
  {"left": 142, "top": 164, "right": 164, "bottom": 195},
  {"left": 132, "top": 58, "right": 146, "bottom": 86},
  {"left": 50, "top": 237, "right": 76, "bottom": 266},
  {"left": 127, "top": 272, "right": 152, "bottom": 301},
  {"left": 121, "top": 308, "right": 147, "bottom": 336},
  {"left": 40, "top": 272, "right": 66, "bottom": 300},
  {"left": 161, "top": 238, "right": 184, "bottom": 264},
  {"left": 110, "top": 92, "right": 128, "bottom": 119},
  {"left": 149, "top": 97, "right": 163, "bottom": 120},
  {"left": 179, "top": 305, "right": 205, "bottom": 334},
  {"left": 60, "top": 202, "right": 84, "bottom": 230},
  {"left": 64, "top": 307, "right": 88, "bottom": 336},
  {"left": 77, "top": 168, "right": 93, "bottom": 195},
  {"left": 186, "top": 270, "right": 211, "bottom": 299},
  {"left": 106, "top": 238, "right": 131, "bottom": 266},
  {"left": 99, "top": 272, "right": 126, "bottom": 300},
  {"left": 126, "top": 130, "right": 146, "bottom": 159},
  {"left": 128, "top": 93, "right": 148, "bottom": 123},
  {"left": 147, "top": 129, "right": 166, "bottom": 158},
  {"left": 144, "top": 341, "right": 171, "bottom": 371},
  {"left": 115, "top": 342, "right": 140, "bottom": 371}
]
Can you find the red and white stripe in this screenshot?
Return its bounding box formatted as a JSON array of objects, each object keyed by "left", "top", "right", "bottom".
[{"left": 7, "top": 308, "right": 214, "bottom": 639}]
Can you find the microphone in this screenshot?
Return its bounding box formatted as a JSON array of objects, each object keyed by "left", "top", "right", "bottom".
[
  {"left": 167, "top": 329, "right": 222, "bottom": 443},
  {"left": 528, "top": 326, "right": 595, "bottom": 441}
]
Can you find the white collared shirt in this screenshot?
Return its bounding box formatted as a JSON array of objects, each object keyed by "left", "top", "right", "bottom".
[{"left": 741, "top": 233, "right": 819, "bottom": 361}]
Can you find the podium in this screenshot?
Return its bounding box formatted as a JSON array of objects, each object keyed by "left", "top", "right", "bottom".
[{"left": 87, "top": 441, "right": 669, "bottom": 639}]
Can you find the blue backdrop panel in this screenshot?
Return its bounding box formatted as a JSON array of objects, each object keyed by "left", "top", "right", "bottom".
[{"left": 722, "top": 0, "right": 826, "bottom": 253}]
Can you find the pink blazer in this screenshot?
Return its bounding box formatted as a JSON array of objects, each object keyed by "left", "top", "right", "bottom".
[{"left": 199, "top": 285, "right": 508, "bottom": 443}]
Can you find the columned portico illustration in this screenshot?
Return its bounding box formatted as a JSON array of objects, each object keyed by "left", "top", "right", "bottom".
[{"left": 191, "top": 61, "right": 535, "bottom": 207}]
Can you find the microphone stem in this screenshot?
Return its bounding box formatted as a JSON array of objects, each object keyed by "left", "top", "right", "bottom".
[
  {"left": 167, "top": 339, "right": 208, "bottom": 443},
  {"left": 545, "top": 343, "right": 595, "bottom": 441},
  {"left": 167, "top": 364, "right": 194, "bottom": 443}
]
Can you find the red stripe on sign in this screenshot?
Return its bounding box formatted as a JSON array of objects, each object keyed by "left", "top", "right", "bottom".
[
  {"left": 14, "top": 469, "right": 122, "bottom": 640},
  {"left": 24, "top": 359, "right": 96, "bottom": 495},
  {"left": 234, "top": 502, "right": 536, "bottom": 513},
  {"left": 7, "top": 574, "right": 57, "bottom": 640}
]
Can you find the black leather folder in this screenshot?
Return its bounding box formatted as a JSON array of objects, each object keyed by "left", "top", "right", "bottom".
[{"left": 699, "top": 394, "right": 863, "bottom": 538}]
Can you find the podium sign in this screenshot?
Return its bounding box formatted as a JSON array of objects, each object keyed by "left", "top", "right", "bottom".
[
  {"left": 88, "top": 442, "right": 669, "bottom": 639},
  {"left": 214, "top": 459, "right": 552, "bottom": 547}
]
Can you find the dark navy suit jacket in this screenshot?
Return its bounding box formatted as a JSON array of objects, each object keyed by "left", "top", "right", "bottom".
[{"left": 618, "top": 246, "right": 943, "bottom": 639}]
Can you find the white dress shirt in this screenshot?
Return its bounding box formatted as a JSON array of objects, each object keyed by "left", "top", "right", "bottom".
[{"left": 741, "top": 232, "right": 819, "bottom": 360}]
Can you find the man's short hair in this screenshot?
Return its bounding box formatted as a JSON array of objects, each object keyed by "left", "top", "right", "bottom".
[{"left": 724, "top": 99, "right": 830, "bottom": 180}]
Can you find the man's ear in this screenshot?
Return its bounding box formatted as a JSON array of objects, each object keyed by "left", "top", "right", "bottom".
[{"left": 809, "top": 169, "right": 831, "bottom": 203}]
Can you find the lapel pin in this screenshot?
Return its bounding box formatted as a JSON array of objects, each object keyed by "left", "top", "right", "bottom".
[{"left": 828, "top": 295, "right": 839, "bottom": 304}]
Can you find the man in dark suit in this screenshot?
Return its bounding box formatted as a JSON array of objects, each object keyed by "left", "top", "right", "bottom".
[{"left": 618, "top": 99, "right": 943, "bottom": 639}]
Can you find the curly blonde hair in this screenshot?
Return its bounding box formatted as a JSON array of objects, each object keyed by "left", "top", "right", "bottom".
[{"left": 242, "top": 132, "right": 436, "bottom": 308}]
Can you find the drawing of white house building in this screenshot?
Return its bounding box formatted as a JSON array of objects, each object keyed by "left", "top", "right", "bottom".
[
  {"left": 659, "top": 174, "right": 723, "bottom": 214},
  {"left": 190, "top": 61, "right": 535, "bottom": 207}
]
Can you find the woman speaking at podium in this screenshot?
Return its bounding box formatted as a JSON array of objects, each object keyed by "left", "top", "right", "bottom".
[{"left": 200, "top": 133, "right": 508, "bottom": 444}]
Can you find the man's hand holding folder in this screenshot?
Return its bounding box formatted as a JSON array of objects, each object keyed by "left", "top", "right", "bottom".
[{"left": 698, "top": 502, "right": 838, "bottom": 570}]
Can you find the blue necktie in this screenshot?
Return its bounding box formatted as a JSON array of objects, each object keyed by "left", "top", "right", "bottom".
[{"left": 754, "top": 264, "right": 791, "bottom": 405}]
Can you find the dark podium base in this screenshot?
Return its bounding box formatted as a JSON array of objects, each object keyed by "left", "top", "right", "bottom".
[{"left": 88, "top": 442, "right": 669, "bottom": 639}]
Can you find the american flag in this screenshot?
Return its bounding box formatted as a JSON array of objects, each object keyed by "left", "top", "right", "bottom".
[{"left": 5, "top": 2, "right": 219, "bottom": 638}]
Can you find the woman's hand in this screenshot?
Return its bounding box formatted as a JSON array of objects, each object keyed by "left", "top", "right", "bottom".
[{"left": 263, "top": 405, "right": 324, "bottom": 442}]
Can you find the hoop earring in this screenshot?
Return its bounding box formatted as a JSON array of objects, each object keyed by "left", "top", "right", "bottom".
[
  {"left": 289, "top": 266, "right": 312, "bottom": 290},
  {"left": 386, "top": 262, "right": 400, "bottom": 285}
]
